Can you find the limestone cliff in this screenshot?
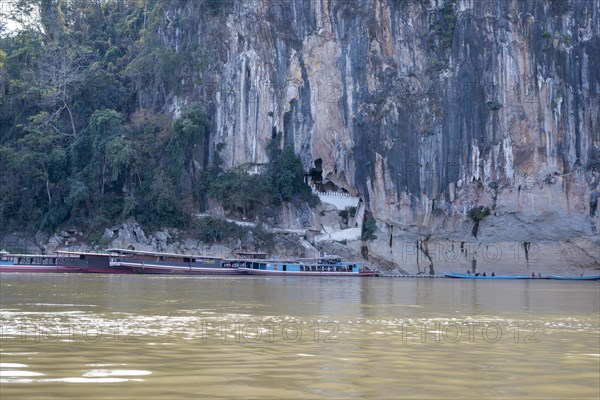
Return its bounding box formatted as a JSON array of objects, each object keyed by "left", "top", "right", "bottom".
[{"left": 154, "top": 0, "right": 599, "bottom": 274}]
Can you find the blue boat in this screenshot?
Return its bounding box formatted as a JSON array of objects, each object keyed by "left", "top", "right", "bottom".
[
  {"left": 547, "top": 275, "right": 600, "bottom": 281},
  {"left": 232, "top": 253, "right": 379, "bottom": 276},
  {"left": 445, "top": 273, "right": 533, "bottom": 279}
]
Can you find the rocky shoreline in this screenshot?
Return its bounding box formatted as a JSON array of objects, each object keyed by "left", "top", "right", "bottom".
[{"left": 2, "top": 216, "right": 597, "bottom": 277}]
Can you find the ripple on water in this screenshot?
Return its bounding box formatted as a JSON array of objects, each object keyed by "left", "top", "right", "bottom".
[
  {"left": 42, "top": 377, "right": 144, "bottom": 383},
  {"left": 85, "top": 363, "right": 128, "bottom": 367},
  {"left": 0, "top": 379, "right": 35, "bottom": 384},
  {"left": 0, "top": 363, "right": 28, "bottom": 368},
  {"left": 83, "top": 369, "right": 152, "bottom": 377},
  {"left": 0, "top": 370, "right": 44, "bottom": 377}
]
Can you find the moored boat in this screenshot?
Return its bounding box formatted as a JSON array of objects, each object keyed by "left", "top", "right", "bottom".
[
  {"left": 547, "top": 275, "right": 600, "bottom": 281},
  {"left": 108, "top": 249, "right": 238, "bottom": 275},
  {"left": 233, "top": 253, "right": 378, "bottom": 276},
  {"left": 56, "top": 251, "right": 134, "bottom": 274},
  {"left": 0, "top": 252, "right": 85, "bottom": 273},
  {"left": 444, "top": 273, "right": 533, "bottom": 279}
]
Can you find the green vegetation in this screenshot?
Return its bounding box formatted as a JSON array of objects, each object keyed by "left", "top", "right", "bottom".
[
  {"left": 0, "top": 0, "right": 314, "bottom": 239},
  {"left": 587, "top": 148, "right": 600, "bottom": 172},
  {"left": 199, "top": 140, "right": 318, "bottom": 218},
  {"left": 338, "top": 206, "right": 356, "bottom": 225},
  {"left": 427, "top": 1, "right": 456, "bottom": 67},
  {"left": 190, "top": 217, "right": 246, "bottom": 243},
  {"left": 202, "top": 168, "right": 271, "bottom": 217},
  {"left": 486, "top": 101, "right": 502, "bottom": 111},
  {"left": 487, "top": 181, "right": 499, "bottom": 190},
  {"left": 338, "top": 209, "right": 349, "bottom": 224},
  {"left": 187, "top": 217, "right": 275, "bottom": 253},
  {"left": 467, "top": 206, "right": 491, "bottom": 222},
  {"left": 361, "top": 213, "right": 378, "bottom": 242},
  {"left": 467, "top": 205, "right": 490, "bottom": 238},
  {"left": 542, "top": 31, "right": 553, "bottom": 50}
]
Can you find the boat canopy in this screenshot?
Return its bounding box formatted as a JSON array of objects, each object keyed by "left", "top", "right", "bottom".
[{"left": 107, "top": 248, "right": 222, "bottom": 261}]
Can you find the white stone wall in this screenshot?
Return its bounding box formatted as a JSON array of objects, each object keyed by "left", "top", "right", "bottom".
[{"left": 316, "top": 192, "right": 360, "bottom": 210}]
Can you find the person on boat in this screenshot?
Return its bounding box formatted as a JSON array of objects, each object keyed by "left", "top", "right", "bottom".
[
  {"left": 466, "top": 270, "right": 471, "bottom": 275},
  {"left": 475, "top": 273, "right": 480, "bottom": 276},
  {"left": 482, "top": 272, "right": 487, "bottom": 277},
  {"left": 538, "top": 273, "right": 542, "bottom": 278},
  {"left": 491, "top": 272, "right": 495, "bottom": 277},
  {"left": 531, "top": 272, "right": 535, "bottom": 278}
]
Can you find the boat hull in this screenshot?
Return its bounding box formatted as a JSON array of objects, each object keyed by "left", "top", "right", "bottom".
[
  {"left": 445, "top": 273, "right": 533, "bottom": 279},
  {"left": 547, "top": 275, "right": 600, "bottom": 281},
  {"left": 0, "top": 265, "right": 85, "bottom": 273},
  {"left": 56, "top": 252, "right": 132, "bottom": 274},
  {"left": 79, "top": 267, "right": 135, "bottom": 274},
  {"left": 110, "top": 261, "right": 240, "bottom": 275},
  {"left": 239, "top": 268, "right": 378, "bottom": 277}
]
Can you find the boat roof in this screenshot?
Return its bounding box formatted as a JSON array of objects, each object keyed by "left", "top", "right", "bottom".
[
  {"left": 107, "top": 248, "right": 222, "bottom": 260},
  {"left": 234, "top": 251, "right": 269, "bottom": 259},
  {"left": 1, "top": 253, "right": 57, "bottom": 258},
  {"left": 56, "top": 250, "right": 111, "bottom": 256},
  {"left": 319, "top": 255, "right": 342, "bottom": 259},
  {"left": 225, "top": 258, "right": 298, "bottom": 263}
]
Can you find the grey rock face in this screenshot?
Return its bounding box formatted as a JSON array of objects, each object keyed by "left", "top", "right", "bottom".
[
  {"left": 101, "top": 229, "right": 114, "bottom": 242},
  {"left": 150, "top": 0, "right": 599, "bottom": 272}
]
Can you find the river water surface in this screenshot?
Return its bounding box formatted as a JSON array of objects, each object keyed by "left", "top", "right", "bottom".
[{"left": 0, "top": 274, "right": 598, "bottom": 399}]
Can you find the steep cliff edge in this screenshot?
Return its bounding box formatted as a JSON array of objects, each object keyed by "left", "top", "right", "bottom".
[
  {"left": 3, "top": 0, "right": 597, "bottom": 274},
  {"left": 154, "top": 0, "right": 598, "bottom": 274}
]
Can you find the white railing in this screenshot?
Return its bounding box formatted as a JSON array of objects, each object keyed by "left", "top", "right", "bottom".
[{"left": 312, "top": 189, "right": 353, "bottom": 197}]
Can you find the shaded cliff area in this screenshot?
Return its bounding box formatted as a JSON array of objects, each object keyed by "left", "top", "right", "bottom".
[{"left": 1, "top": 0, "right": 598, "bottom": 274}]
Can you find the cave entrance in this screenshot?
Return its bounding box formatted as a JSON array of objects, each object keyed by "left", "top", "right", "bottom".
[{"left": 305, "top": 158, "right": 323, "bottom": 185}]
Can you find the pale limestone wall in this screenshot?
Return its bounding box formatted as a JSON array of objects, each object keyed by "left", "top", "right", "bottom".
[
  {"left": 316, "top": 228, "right": 362, "bottom": 243},
  {"left": 156, "top": 0, "right": 600, "bottom": 272}
]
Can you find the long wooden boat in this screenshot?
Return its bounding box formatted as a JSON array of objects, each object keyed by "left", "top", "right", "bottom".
[
  {"left": 108, "top": 249, "right": 238, "bottom": 275},
  {"left": 233, "top": 254, "right": 379, "bottom": 276},
  {"left": 547, "top": 275, "right": 600, "bottom": 281},
  {"left": 444, "top": 273, "right": 533, "bottom": 279},
  {"left": 56, "top": 251, "right": 134, "bottom": 274},
  {"left": 0, "top": 253, "right": 85, "bottom": 273}
]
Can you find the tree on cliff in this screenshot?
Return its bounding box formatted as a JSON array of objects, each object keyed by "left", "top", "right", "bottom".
[{"left": 273, "top": 147, "right": 306, "bottom": 204}]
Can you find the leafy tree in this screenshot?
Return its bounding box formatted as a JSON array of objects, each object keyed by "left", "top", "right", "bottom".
[
  {"left": 273, "top": 146, "right": 305, "bottom": 203},
  {"left": 0, "top": 0, "right": 318, "bottom": 238},
  {"left": 361, "top": 213, "right": 378, "bottom": 242},
  {"left": 75, "top": 109, "right": 131, "bottom": 195},
  {"left": 72, "top": 63, "right": 129, "bottom": 120},
  {"left": 208, "top": 169, "right": 271, "bottom": 217},
  {"left": 167, "top": 104, "right": 209, "bottom": 189},
  {"left": 137, "top": 169, "right": 186, "bottom": 229},
  {"left": 0, "top": 48, "right": 6, "bottom": 94},
  {"left": 19, "top": 112, "right": 67, "bottom": 204}
]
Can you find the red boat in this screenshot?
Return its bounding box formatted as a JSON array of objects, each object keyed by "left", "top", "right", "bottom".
[
  {"left": 56, "top": 251, "right": 134, "bottom": 274},
  {"left": 108, "top": 249, "right": 239, "bottom": 275}
]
